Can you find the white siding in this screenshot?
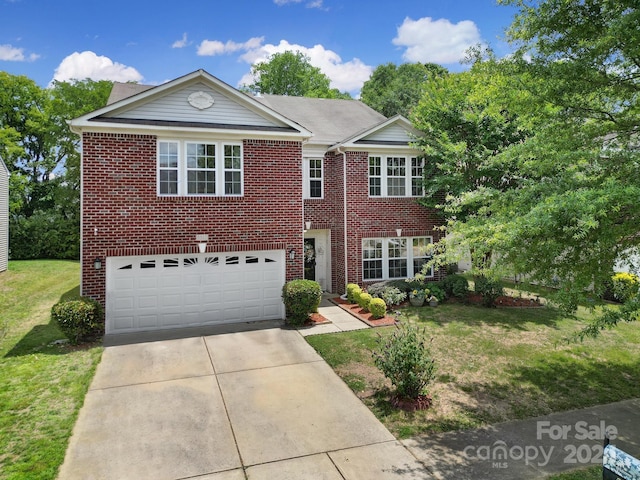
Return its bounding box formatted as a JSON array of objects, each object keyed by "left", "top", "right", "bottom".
[
  {"left": 363, "top": 124, "right": 414, "bottom": 143},
  {"left": 0, "top": 159, "right": 8, "bottom": 272},
  {"left": 111, "top": 82, "right": 286, "bottom": 128}
]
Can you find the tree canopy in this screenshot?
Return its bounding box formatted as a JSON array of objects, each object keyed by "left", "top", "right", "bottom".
[
  {"left": 361, "top": 62, "right": 447, "bottom": 118},
  {"left": 0, "top": 73, "right": 112, "bottom": 259},
  {"left": 242, "top": 51, "right": 351, "bottom": 99},
  {"left": 415, "top": 0, "right": 640, "bottom": 337}
]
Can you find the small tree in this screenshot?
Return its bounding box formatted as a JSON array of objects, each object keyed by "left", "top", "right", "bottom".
[{"left": 373, "top": 324, "right": 436, "bottom": 399}]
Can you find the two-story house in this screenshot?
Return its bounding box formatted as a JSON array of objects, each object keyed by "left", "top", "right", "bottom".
[{"left": 70, "top": 69, "right": 443, "bottom": 336}]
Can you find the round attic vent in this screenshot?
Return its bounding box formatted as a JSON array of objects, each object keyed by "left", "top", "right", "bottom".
[{"left": 187, "top": 91, "right": 214, "bottom": 110}]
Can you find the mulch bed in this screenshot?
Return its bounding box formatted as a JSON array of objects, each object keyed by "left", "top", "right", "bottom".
[
  {"left": 305, "top": 312, "right": 331, "bottom": 325},
  {"left": 391, "top": 394, "right": 433, "bottom": 412},
  {"left": 460, "top": 293, "right": 543, "bottom": 308},
  {"left": 330, "top": 297, "right": 398, "bottom": 327}
]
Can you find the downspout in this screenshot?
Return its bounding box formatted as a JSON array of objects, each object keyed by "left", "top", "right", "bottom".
[{"left": 336, "top": 146, "right": 348, "bottom": 291}]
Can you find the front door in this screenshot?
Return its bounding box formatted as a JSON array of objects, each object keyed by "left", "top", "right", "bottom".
[{"left": 304, "top": 238, "right": 316, "bottom": 281}]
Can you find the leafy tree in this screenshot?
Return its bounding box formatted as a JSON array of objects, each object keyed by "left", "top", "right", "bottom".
[
  {"left": 243, "top": 51, "right": 351, "bottom": 99},
  {"left": 361, "top": 62, "right": 447, "bottom": 118},
  {"left": 0, "top": 73, "right": 111, "bottom": 259},
  {"left": 418, "top": 0, "right": 640, "bottom": 337}
]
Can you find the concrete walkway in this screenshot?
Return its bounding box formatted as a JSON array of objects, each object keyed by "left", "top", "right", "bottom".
[{"left": 59, "top": 295, "right": 640, "bottom": 479}]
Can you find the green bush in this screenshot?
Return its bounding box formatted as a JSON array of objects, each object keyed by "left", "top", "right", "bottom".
[
  {"left": 346, "top": 283, "right": 362, "bottom": 303},
  {"left": 428, "top": 284, "right": 446, "bottom": 302},
  {"left": 358, "top": 292, "right": 373, "bottom": 312},
  {"left": 611, "top": 272, "right": 640, "bottom": 302},
  {"left": 443, "top": 274, "right": 469, "bottom": 298},
  {"left": 373, "top": 324, "right": 436, "bottom": 399},
  {"left": 474, "top": 275, "right": 504, "bottom": 307},
  {"left": 51, "top": 296, "right": 104, "bottom": 344},
  {"left": 282, "top": 279, "right": 322, "bottom": 326},
  {"left": 380, "top": 286, "right": 407, "bottom": 307},
  {"left": 369, "top": 298, "right": 387, "bottom": 319}
]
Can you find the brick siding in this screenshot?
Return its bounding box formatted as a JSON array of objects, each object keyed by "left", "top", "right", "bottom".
[{"left": 81, "top": 133, "right": 303, "bottom": 306}]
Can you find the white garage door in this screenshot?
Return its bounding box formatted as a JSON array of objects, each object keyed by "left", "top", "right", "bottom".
[{"left": 106, "top": 250, "right": 286, "bottom": 334}]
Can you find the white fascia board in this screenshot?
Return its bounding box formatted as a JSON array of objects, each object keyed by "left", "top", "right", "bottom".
[
  {"left": 333, "top": 115, "right": 423, "bottom": 149},
  {"left": 69, "top": 120, "right": 309, "bottom": 142},
  {"left": 69, "top": 69, "right": 312, "bottom": 138}
]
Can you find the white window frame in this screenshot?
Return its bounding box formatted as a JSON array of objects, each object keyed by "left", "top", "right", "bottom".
[
  {"left": 368, "top": 155, "right": 424, "bottom": 198},
  {"left": 362, "top": 236, "right": 433, "bottom": 281},
  {"left": 303, "top": 157, "right": 323, "bottom": 199},
  {"left": 157, "top": 140, "right": 244, "bottom": 197}
]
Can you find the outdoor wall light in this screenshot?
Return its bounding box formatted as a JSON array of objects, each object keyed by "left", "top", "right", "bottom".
[
  {"left": 289, "top": 248, "right": 296, "bottom": 261},
  {"left": 94, "top": 257, "right": 102, "bottom": 270},
  {"left": 396, "top": 228, "right": 402, "bottom": 237},
  {"left": 305, "top": 221, "right": 312, "bottom": 231}
]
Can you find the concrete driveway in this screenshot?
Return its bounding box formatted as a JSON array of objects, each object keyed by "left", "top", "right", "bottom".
[{"left": 58, "top": 324, "right": 432, "bottom": 479}]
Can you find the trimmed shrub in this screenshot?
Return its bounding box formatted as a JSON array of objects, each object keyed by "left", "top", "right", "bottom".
[
  {"left": 611, "top": 272, "right": 640, "bottom": 302},
  {"left": 346, "top": 283, "right": 362, "bottom": 303},
  {"left": 358, "top": 292, "right": 373, "bottom": 312},
  {"left": 443, "top": 274, "right": 469, "bottom": 298},
  {"left": 373, "top": 323, "right": 436, "bottom": 399},
  {"left": 369, "top": 298, "right": 387, "bottom": 319},
  {"left": 282, "top": 279, "right": 322, "bottom": 326},
  {"left": 51, "top": 296, "right": 104, "bottom": 345},
  {"left": 474, "top": 275, "right": 504, "bottom": 307}
]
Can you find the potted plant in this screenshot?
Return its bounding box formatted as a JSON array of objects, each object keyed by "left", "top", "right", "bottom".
[
  {"left": 409, "top": 288, "right": 429, "bottom": 307},
  {"left": 428, "top": 295, "right": 439, "bottom": 307}
]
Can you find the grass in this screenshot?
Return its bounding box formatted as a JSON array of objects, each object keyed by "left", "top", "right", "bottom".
[
  {"left": 306, "top": 302, "right": 640, "bottom": 442},
  {"left": 0, "top": 261, "right": 103, "bottom": 480},
  {"left": 547, "top": 466, "right": 601, "bottom": 480}
]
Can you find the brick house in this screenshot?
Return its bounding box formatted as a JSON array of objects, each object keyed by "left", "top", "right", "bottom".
[{"left": 70, "top": 70, "right": 444, "bottom": 335}]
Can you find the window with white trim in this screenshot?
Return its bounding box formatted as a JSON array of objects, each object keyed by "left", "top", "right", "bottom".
[
  {"left": 158, "top": 140, "right": 243, "bottom": 196},
  {"left": 368, "top": 155, "right": 424, "bottom": 197},
  {"left": 303, "top": 158, "right": 323, "bottom": 198},
  {"left": 362, "top": 236, "right": 433, "bottom": 281}
]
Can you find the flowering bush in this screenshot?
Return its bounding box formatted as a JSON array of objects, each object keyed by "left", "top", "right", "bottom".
[{"left": 611, "top": 272, "right": 640, "bottom": 302}]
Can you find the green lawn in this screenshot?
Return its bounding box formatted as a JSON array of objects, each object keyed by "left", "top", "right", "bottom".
[
  {"left": 307, "top": 302, "right": 640, "bottom": 440},
  {"left": 0, "top": 261, "right": 103, "bottom": 480}
]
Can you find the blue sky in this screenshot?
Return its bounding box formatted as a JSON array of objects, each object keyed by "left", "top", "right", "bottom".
[{"left": 0, "top": 0, "right": 519, "bottom": 96}]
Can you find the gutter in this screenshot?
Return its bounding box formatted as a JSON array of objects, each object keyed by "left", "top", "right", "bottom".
[{"left": 336, "top": 146, "right": 349, "bottom": 291}]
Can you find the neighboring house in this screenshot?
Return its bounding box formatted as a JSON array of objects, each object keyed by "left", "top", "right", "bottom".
[
  {"left": 0, "top": 157, "right": 8, "bottom": 273},
  {"left": 69, "top": 69, "right": 444, "bottom": 335}
]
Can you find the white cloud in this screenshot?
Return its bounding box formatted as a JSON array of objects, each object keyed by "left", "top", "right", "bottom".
[
  {"left": 197, "top": 36, "right": 264, "bottom": 56},
  {"left": 238, "top": 39, "right": 373, "bottom": 93},
  {"left": 393, "top": 16, "right": 484, "bottom": 64},
  {"left": 0, "top": 44, "right": 39, "bottom": 62},
  {"left": 52, "top": 51, "right": 143, "bottom": 83},
  {"left": 172, "top": 33, "right": 190, "bottom": 49}
]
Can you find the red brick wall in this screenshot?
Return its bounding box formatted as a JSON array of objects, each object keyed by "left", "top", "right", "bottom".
[
  {"left": 82, "top": 133, "right": 304, "bottom": 306},
  {"left": 304, "top": 150, "right": 445, "bottom": 293}
]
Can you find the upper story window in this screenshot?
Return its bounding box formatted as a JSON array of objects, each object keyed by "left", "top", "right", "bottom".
[
  {"left": 369, "top": 155, "right": 424, "bottom": 197},
  {"left": 158, "top": 140, "right": 243, "bottom": 196},
  {"left": 362, "top": 236, "right": 433, "bottom": 281},
  {"left": 303, "top": 158, "right": 323, "bottom": 199}
]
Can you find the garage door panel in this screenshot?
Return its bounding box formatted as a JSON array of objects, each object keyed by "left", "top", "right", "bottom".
[{"left": 106, "top": 251, "right": 285, "bottom": 334}]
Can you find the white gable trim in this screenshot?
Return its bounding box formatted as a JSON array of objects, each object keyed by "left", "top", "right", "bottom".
[
  {"left": 69, "top": 70, "right": 312, "bottom": 138},
  {"left": 331, "top": 115, "right": 423, "bottom": 151}
]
